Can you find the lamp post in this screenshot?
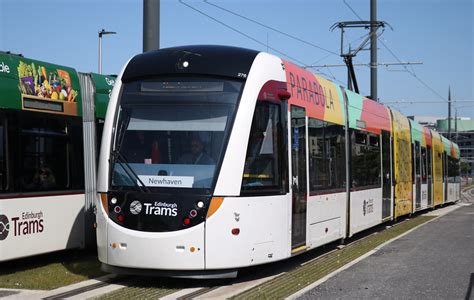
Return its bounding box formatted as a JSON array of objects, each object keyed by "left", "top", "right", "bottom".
[{"left": 98, "top": 29, "right": 116, "bottom": 74}]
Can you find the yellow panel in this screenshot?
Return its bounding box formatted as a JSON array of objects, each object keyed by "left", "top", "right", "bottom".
[
  {"left": 314, "top": 75, "right": 345, "bottom": 125},
  {"left": 431, "top": 131, "right": 443, "bottom": 206},
  {"left": 391, "top": 110, "right": 413, "bottom": 218}
]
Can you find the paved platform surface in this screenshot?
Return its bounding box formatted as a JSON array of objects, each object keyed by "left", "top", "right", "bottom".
[{"left": 297, "top": 203, "right": 474, "bottom": 300}]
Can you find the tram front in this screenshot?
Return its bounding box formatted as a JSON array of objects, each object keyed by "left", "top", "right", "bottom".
[{"left": 96, "top": 46, "right": 258, "bottom": 276}]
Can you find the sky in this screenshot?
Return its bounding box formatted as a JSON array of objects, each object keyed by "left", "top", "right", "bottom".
[{"left": 1, "top": 0, "right": 473, "bottom": 119}]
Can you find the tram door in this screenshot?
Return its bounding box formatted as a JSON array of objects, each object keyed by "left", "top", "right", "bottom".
[
  {"left": 414, "top": 141, "right": 421, "bottom": 209},
  {"left": 291, "top": 106, "right": 307, "bottom": 250},
  {"left": 427, "top": 146, "right": 433, "bottom": 206},
  {"left": 443, "top": 152, "right": 448, "bottom": 203},
  {"left": 381, "top": 130, "right": 392, "bottom": 219}
]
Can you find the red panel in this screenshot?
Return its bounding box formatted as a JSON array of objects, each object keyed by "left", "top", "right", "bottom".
[
  {"left": 257, "top": 80, "right": 288, "bottom": 103},
  {"left": 283, "top": 61, "right": 325, "bottom": 119},
  {"left": 424, "top": 127, "right": 432, "bottom": 147},
  {"left": 450, "top": 143, "right": 456, "bottom": 157},
  {"left": 360, "top": 98, "right": 391, "bottom": 134}
]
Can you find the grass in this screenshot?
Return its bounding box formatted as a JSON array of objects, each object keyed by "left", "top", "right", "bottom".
[
  {"left": 96, "top": 279, "right": 180, "bottom": 300},
  {"left": 231, "top": 216, "right": 435, "bottom": 300},
  {"left": 0, "top": 249, "right": 104, "bottom": 290},
  {"left": 0, "top": 213, "right": 440, "bottom": 296}
]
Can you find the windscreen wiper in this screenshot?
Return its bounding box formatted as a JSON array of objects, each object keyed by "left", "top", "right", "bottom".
[
  {"left": 114, "top": 107, "right": 131, "bottom": 154},
  {"left": 112, "top": 150, "right": 151, "bottom": 193}
]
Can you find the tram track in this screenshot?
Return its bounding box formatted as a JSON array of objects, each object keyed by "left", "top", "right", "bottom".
[
  {"left": 23, "top": 203, "right": 464, "bottom": 300},
  {"left": 39, "top": 275, "right": 133, "bottom": 300},
  {"left": 175, "top": 286, "right": 223, "bottom": 300}
]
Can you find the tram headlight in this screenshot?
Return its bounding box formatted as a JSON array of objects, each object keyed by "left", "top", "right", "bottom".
[
  {"left": 111, "top": 197, "right": 118, "bottom": 205},
  {"left": 196, "top": 201, "right": 204, "bottom": 209}
]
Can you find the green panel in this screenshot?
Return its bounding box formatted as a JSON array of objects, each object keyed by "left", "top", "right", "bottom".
[
  {"left": 409, "top": 119, "right": 423, "bottom": 144},
  {"left": 0, "top": 53, "right": 24, "bottom": 110},
  {"left": 90, "top": 73, "right": 115, "bottom": 119},
  {"left": 441, "top": 135, "right": 451, "bottom": 156},
  {"left": 0, "top": 52, "right": 82, "bottom": 116},
  {"left": 345, "top": 89, "right": 363, "bottom": 129},
  {"left": 335, "top": 86, "right": 346, "bottom": 124}
]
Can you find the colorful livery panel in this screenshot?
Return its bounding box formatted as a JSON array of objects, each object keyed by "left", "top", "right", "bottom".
[{"left": 284, "top": 61, "right": 345, "bottom": 125}]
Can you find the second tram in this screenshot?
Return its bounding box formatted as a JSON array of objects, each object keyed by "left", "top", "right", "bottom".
[{"left": 0, "top": 51, "right": 114, "bottom": 261}]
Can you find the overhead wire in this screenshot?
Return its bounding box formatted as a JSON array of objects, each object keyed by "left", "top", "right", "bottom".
[
  {"left": 343, "top": 0, "right": 364, "bottom": 20},
  {"left": 203, "top": 0, "right": 340, "bottom": 57},
  {"left": 178, "top": 0, "right": 308, "bottom": 66},
  {"left": 342, "top": 0, "right": 449, "bottom": 102},
  {"left": 379, "top": 38, "right": 448, "bottom": 102},
  {"left": 204, "top": 0, "right": 368, "bottom": 72},
  {"left": 179, "top": 0, "right": 348, "bottom": 86}
]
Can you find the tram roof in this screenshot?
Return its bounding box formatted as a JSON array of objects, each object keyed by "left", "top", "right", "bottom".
[{"left": 122, "top": 45, "right": 260, "bottom": 82}]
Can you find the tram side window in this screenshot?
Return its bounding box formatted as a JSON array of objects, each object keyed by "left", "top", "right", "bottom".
[
  {"left": 241, "top": 102, "right": 285, "bottom": 194},
  {"left": 448, "top": 157, "right": 460, "bottom": 183},
  {"left": 413, "top": 142, "right": 421, "bottom": 182},
  {"left": 426, "top": 146, "right": 432, "bottom": 179},
  {"left": 421, "top": 147, "right": 427, "bottom": 184},
  {"left": 351, "top": 130, "right": 381, "bottom": 189},
  {"left": 0, "top": 120, "right": 5, "bottom": 191},
  {"left": 308, "top": 118, "right": 345, "bottom": 194},
  {"left": 19, "top": 117, "right": 72, "bottom": 192}
]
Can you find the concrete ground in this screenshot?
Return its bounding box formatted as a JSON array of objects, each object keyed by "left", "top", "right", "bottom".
[{"left": 297, "top": 193, "right": 474, "bottom": 300}]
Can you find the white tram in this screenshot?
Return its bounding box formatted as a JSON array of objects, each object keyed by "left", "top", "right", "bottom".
[{"left": 96, "top": 45, "right": 461, "bottom": 277}]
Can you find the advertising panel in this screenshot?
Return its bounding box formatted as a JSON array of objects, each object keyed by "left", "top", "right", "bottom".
[{"left": 0, "top": 52, "right": 81, "bottom": 116}]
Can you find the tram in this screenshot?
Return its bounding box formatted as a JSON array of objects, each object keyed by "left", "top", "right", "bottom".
[
  {"left": 0, "top": 51, "right": 114, "bottom": 261},
  {"left": 96, "top": 45, "right": 460, "bottom": 277}
]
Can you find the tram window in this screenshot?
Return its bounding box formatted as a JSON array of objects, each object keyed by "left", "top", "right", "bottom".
[
  {"left": 414, "top": 142, "right": 421, "bottom": 180},
  {"left": 351, "top": 130, "right": 381, "bottom": 189},
  {"left": 426, "top": 146, "right": 432, "bottom": 178},
  {"left": 308, "top": 118, "right": 345, "bottom": 194},
  {"left": 0, "top": 120, "right": 5, "bottom": 191},
  {"left": 421, "top": 147, "right": 427, "bottom": 184},
  {"left": 448, "top": 157, "right": 460, "bottom": 182},
  {"left": 19, "top": 116, "right": 70, "bottom": 191},
  {"left": 241, "top": 102, "right": 284, "bottom": 194}
]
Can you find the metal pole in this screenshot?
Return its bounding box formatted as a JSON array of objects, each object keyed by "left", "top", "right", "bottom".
[
  {"left": 98, "top": 29, "right": 116, "bottom": 74},
  {"left": 370, "top": 0, "right": 377, "bottom": 101},
  {"left": 455, "top": 108, "right": 458, "bottom": 144},
  {"left": 143, "top": 0, "right": 160, "bottom": 52},
  {"left": 448, "top": 86, "right": 452, "bottom": 139},
  {"left": 98, "top": 33, "right": 102, "bottom": 74}
]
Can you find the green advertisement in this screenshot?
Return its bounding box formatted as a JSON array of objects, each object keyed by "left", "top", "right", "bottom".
[
  {"left": 90, "top": 73, "right": 116, "bottom": 119},
  {"left": 0, "top": 52, "right": 82, "bottom": 116}
]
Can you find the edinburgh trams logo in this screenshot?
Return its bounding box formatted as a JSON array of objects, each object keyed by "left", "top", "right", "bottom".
[
  {"left": 0, "top": 215, "right": 10, "bottom": 240},
  {"left": 130, "top": 201, "right": 143, "bottom": 215},
  {"left": 0, "top": 212, "right": 44, "bottom": 240},
  {"left": 362, "top": 199, "right": 374, "bottom": 216},
  {"left": 129, "top": 200, "right": 178, "bottom": 217}
]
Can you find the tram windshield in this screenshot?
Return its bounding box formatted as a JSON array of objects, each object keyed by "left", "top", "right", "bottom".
[{"left": 111, "top": 77, "right": 243, "bottom": 190}]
